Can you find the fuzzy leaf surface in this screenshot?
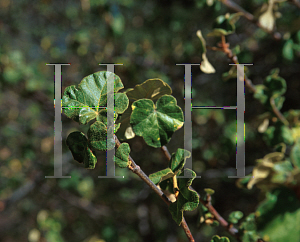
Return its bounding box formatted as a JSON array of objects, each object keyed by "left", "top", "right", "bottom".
[
  {"left": 116, "top": 78, "right": 172, "bottom": 141},
  {"left": 88, "top": 121, "right": 115, "bottom": 151},
  {"left": 169, "top": 148, "right": 191, "bottom": 174},
  {"left": 130, "top": 95, "right": 184, "bottom": 148},
  {"left": 115, "top": 143, "right": 130, "bottom": 168},
  {"left": 62, "top": 71, "right": 128, "bottom": 125},
  {"left": 149, "top": 168, "right": 174, "bottom": 185}
]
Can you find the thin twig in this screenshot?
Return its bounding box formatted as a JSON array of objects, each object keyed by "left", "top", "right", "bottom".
[
  {"left": 115, "top": 137, "right": 195, "bottom": 242},
  {"left": 160, "top": 145, "right": 241, "bottom": 241},
  {"left": 217, "top": 35, "right": 289, "bottom": 126},
  {"left": 270, "top": 96, "right": 289, "bottom": 125},
  {"left": 219, "top": 35, "right": 256, "bottom": 93},
  {"left": 219, "top": 0, "right": 282, "bottom": 40}
]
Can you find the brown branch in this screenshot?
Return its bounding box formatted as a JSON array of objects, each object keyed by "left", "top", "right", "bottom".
[
  {"left": 217, "top": 35, "right": 289, "bottom": 126},
  {"left": 218, "top": 35, "right": 256, "bottom": 93},
  {"left": 270, "top": 96, "right": 289, "bottom": 125},
  {"left": 220, "top": 0, "right": 282, "bottom": 40},
  {"left": 160, "top": 145, "right": 240, "bottom": 241},
  {"left": 115, "top": 137, "right": 195, "bottom": 242}
]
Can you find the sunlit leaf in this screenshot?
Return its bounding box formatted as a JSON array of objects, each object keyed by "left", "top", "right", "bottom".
[
  {"left": 62, "top": 71, "right": 128, "bottom": 125},
  {"left": 130, "top": 95, "right": 184, "bottom": 148},
  {"left": 211, "top": 235, "right": 230, "bottom": 242},
  {"left": 149, "top": 168, "right": 174, "bottom": 185},
  {"left": 115, "top": 143, "right": 130, "bottom": 168},
  {"left": 255, "top": 187, "right": 300, "bottom": 242},
  {"left": 200, "top": 53, "right": 216, "bottom": 74},
  {"left": 116, "top": 79, "right": 172, "bottom": 141},
  {"left": 259, "top": 0, "right": 276, "bottom": 32},
  {"left": 228, "top": 211, "right": 244, "bottom": 224}
]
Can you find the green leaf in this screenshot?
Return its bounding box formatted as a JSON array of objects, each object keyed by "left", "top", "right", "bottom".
[
  {"left": 255, "top": 187, "right": 300, "bottom": 242},
  {"left": 149, "top": 168, "right": 174, "bottom": 185},
  {"left": 116, "top": 78, "right": 172, "bottom": 141},
  {"left": 87, "top": 121, "right": 115, "bottom": 151},
  {"left": 130, "top": 95, "right": 184, "bottom": 148},
  {"left": 169, "top": 149, "right": 191, "bottom": 174},
  {"left": 204, "top": 188, "right": 215, "bottom": 195},
  {"left": 291, "top": 140, "right": 300, "bottom": 169},
  {"left": 264, "top": 124, "right": 294, "bottom": 147},
  {"left": 62, "top": 71, "right": 128, "bottom": 125},
  {"left": 168, "top": 169, "right": 199, "bottom": 225},
  {"left": 283, "top": 39, "right": 294, "bottom": 61},
  {"left": 115, "top": 93, "right": 129, "bottom": 114},
  {"left": 159, "top": 177, "right": 174, "bottom": 194},
  {"left": 253, "top": 84, "right": 268, "bottom": 105},
  {"left": 264, "top": 68, "right": 287, "bottom": 97},
  {"left": 207, "top": 13, "right": 241, "bottom": 37},
  {"left": 66, "top": 131, "right": 97, "bottom": 169},
  {"left": 254, "top": 69, "right": 287, "bottom": 111},
  {"left": 115, "top": 143, "right": 130, "bottom": 168},
  {"left": 240, "top": 213, "right": 257, "bottom": 231},
  {"left": 228, "top": 211, "right": 243, "bottom": 224},
  {"left": 211, "top": 235, "right": 230, "bottom": 242},
  {"left": 239, "top": 213, "right": 261, "bottom": 242}
]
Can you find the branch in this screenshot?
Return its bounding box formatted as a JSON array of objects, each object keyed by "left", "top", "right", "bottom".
[
  {"left": 198, "top": 191, "right": 241, "bottom": 241},
  {"left": 270, "top": 96, "right": 289, "bottom": 125},
  {"left": 217, "top": 35, "right": 289, "bottom": 126},
  {"left": 219, "top": 0, "right": 282, "bottom": 40},
  {"left": 160, "top": 146, "right": 241, "bottom": 241},
  {"left": 115, "top": 136, "right": 195, "bottom": 242},
  {"left": 219, "top": 35, "right": 256, "bottom": 93}
]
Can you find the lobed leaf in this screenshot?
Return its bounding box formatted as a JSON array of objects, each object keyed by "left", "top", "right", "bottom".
[
  {"left": 130, "top": 95, "right": 184, "bottom": 148},
  {"left": 62, "top": 71, "right": 128, "bottom": 125},
  {"left": 168, "top": 169, "right": 199, "bottom": 225},
  {"left": 116, "top": 78, "right": 172, "bottom": 141},
  {"left": 207, "top": 13, "right": 242, "bottom": 37}
]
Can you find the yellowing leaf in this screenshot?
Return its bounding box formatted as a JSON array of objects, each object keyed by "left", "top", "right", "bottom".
[
  {"left": 200, "top": 53, "right": 216, "bottom": 74},
  {"left": 259, "top": 0, "right": 275, "bottom": 31},
  {"left": 196, "top": 30, "right": 206, "bottom": 54}
]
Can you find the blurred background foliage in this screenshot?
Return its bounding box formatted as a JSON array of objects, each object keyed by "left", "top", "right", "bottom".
[{"left": 0, "top": 0, "right": 299, "bottom": 241}]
